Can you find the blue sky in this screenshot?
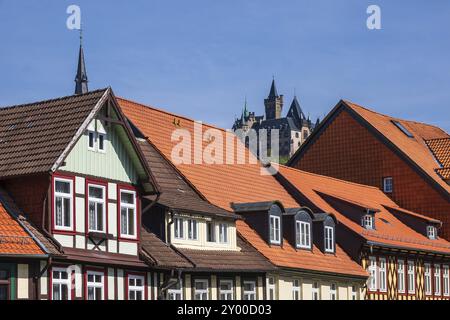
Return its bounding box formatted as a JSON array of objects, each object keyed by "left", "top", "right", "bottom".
[{"left": 1, "top": 0, "right": 449, "bottom": 132}]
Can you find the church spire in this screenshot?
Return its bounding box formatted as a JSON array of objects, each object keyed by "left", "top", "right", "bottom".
[{"left": 75, "top": 28, "right": 88, "bottom": 95}]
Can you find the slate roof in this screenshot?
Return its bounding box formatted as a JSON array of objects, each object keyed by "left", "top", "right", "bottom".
[
  {"left": 138, "top": 140, "right": 238, "bottom": 219},
  {"left": 140, "top": 227, "right": 193, "bottom": 269},
  {"left": 278, "top": 165, "right": 450, "bottom": 255},
  {"left": 177, "top": 236, "right": 276, "bottom": 272},
  {"left": 0, "top": 89, "right": 109, "bottom": 178}
]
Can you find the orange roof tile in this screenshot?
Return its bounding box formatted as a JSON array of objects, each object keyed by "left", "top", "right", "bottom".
[
  {"left": 0, "top": 202, "right": 44, "bottom": 255},
  {"left": 279, "top": 165, "right": 450, "bottom": 255},
  {"left": 344, "top": 101, "right": 450, "bottom": 194},
  {"left": 426, "top": 138, "right": 450, "bottom": 168},
  {"left": 119, "top": 97, "right": 367, "bottom": 278}
]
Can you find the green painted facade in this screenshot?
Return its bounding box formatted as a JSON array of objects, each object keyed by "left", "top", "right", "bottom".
[
  {"left": 0, "top": 263, "right": 16, "bottom": 300},
  {"left": 62, "top": 118, "right": 144, "bottom": 184}
]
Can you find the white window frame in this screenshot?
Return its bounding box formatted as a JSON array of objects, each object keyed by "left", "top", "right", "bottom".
[
  {"left": 351, "top": 285, "right": 358, "bottom": 300},
  {"left": 312, "top": 281, "right": 320, "bottom": 300},
  {"left": 97, "top": 132, "right": 106, "bottom": 153},
  {"left": 292, "top": 279, "right": 301, "bottom": 300},
  {"left": 296, "top": 221, "right": 311, "bottom": 249},
  {"left": 86, "top": 270, "right": 104, "bottom": 300},
  {"left": 443, "top": 265, "right": 449, "bottom": 297},
  {"left": 427, "top": 225, "right": 437, "bottom": 240},
  {"left": 330, "top": 283, "right": 337, "bottom": 300},
  {"left": 119, "top": 189, "right": 137, "bottom": 239},
  {"left": 362, "top": 214, "right": 374, "bottom": 229},
  {"left": 87, "top": 130, "right": 106, "bottom": 153},
  {"left": 267, "top": 277, "right": 276, "bottom": 300},
  {"left": 324, "top": 226, "right": 334, "bottom": 253},
  {"left": 383, "top": 177, "right": 393, "bottom": 193},
  {"left": 269, "top": 216, "right": 281, "bottom": 245},
  {"left": 128, "top": 274, "right": 145, "bottom": 300},
  {"left": 194, "top": 279, "right": 209, "bottom": 300},
  {"left": 174, "top": 217, "right": 184, "bottom": 239},
  {"left": 407, "top": 261, "right": 415, "bottom": 294},
  {"left": 88, "top": 130, "right": 96, "bottom": 151},
  {"left": 218, "top": 223, "right": 228, "bottom": 244},
  {"left": 379, "top": 258, "right": 387, "bottom": 292},
  {"left": 187, "top": 219, "right": 198, "bottom": 241},
  {"left": 206, "top": 222, "right": 216, "bottom": 242},
  {"left": 218, "top": 280, "right": 234, "bottom": 300},
  {"left": 243, "top": 281, "right": 256, "bottom": 300},
  {"left": 54, "top": 177, "right": 74, "bottom": 231},
  {"left": 167, "top": 280, "right": 183, "bottom": 300},
  {"left": 424, "top": 263, "right": 432, "bottom": 295},
  {"left": 368, "top": 256, "right": 377, "bottom": 291},
  {"left": 434, "top": 264, "right": 441, "bottom": 296},
  {"left": 51, "top": 267, "right": 71, "bottom": 300},
  {"left": 87, "top": 184, "right": 106, "bottom": 233},
  {"left": 397, "top": 259, "right": 405, "bottom": 293}
]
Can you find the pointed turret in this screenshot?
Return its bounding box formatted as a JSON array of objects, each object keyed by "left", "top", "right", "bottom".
[
  {"left": 75, "top": 31, "right": 88, "bottom": 95},
  {"left": 268, "top": 78, "right": 279, "bottom": 98},
  {"left": 287, "top": 96, "right": 306, "bottom": 125},
  {"left": 264, "top": 78, "right": 283, "bottom": 120}
]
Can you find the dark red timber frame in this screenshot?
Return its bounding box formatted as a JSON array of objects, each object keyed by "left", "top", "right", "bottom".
[
  {"left": 124, "top": 271, "right": 148, "bottom": 300},
  {"left": 49, "top": 264, "right": 75, "bottom": 301},
  {"left": 117, "top": 184, "right": 140, "bottom": 242},
  {"left": 84, "top": 178, "right": 109, "bottom": 235},
  {"left": 51, "top": 173, "right": 76, "bottom": 235},
  {"left": 83, "top": 266, "right": 108, "bottom": 300}
]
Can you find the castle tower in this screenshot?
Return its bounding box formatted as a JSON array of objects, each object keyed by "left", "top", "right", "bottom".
[{"left": 264, "top": 78, "right": 283, "bottom": 120}]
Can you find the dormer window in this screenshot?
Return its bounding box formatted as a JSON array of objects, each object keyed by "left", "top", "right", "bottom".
[
  {"left": 427, "top": 225, "right": 437, "bottom": 240},
  {"left": 324, "top": 226, "right": 334, "bottom": 253},
  {"left": 269, "top": 215, "right": 281, "bottom": 244},
  {"left": 362, "top": 214, "right": 374, "bottom": 229},
  {"left": 295, "top": 220, "right": 311, "bottom": 249}
]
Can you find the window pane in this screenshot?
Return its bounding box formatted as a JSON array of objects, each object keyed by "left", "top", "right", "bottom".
[
  {"left": 121, "top": 192, "right": 134, "bottom": 204},
  {"left": 63, "top": 198, "right": 71, "bottom": 227},
  {"left": 55, "top": 197, "right": 63, "bottom": 226},
  {"left": 56, "top": 181, "right": 70, "bottom": 194},
  {"left": 53, "top": 284, "right": 60, "bottom": 300},
  {"left": 121, "top": 208, "right": 128, "bottom": 235},
  {"left": 96, "top": 203, "right": 104, "bottom": 231},
  {"left": 99, "top": 134, "right": 105, "bottom": 150},
  {"left": 0, "top": 285, "right": 8, "bottom": 300},
  {"left": 89, "top": 202, "right": 96, "bottom": 230},
  {"left": 0, "top": 270, "right": 8, "bottom": 280},
  {"left": 130, "top": 290, "right": 136, "bottom": 300},
  {"left": 136, "top": 291, "right": 143, "bottom": 300},
  {"left": 89, "top": 186, "right": 103, "bottom": 199},
  {"left": 128, "top": 209, "right": 135, "bottom": 235}
]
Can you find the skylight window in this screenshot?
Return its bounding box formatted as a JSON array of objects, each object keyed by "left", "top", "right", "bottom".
[{"left": 392, "top": 120, "right": 414, "bottom": 138}]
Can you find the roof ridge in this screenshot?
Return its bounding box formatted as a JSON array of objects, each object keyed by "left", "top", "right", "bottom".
[
  {"left": 0, "top": 88, "right": 109, "bottom": 111},
  {"left": 343, "top": 99, "right": 449, "bottom": 133},
  {"left": 117, "top": 96, "right": 227, "bottom": 133},
  {"left": 279, "top": 164, "right": 382, "bottom": 191}
]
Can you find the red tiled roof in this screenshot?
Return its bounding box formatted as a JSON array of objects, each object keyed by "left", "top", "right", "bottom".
[
  {"left": 279, "top": 165, "right": 450, "bottom": 255},
  {"left": 119, "top": 97, "right": 367, "bottom": 278},
  {"left": 344, "top": 101, "right": 450, "bottom": 193},
  {"left": 0, "top": 201, "right": 45, "bottom": 256}
]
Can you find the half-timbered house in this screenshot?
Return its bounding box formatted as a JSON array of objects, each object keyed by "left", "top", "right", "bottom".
[
  {"left": 119, "top": 97, "right": 369, "bottom": 300},
  {"left": 277, "top": 165, "right": 450, "bottom": 300}
]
